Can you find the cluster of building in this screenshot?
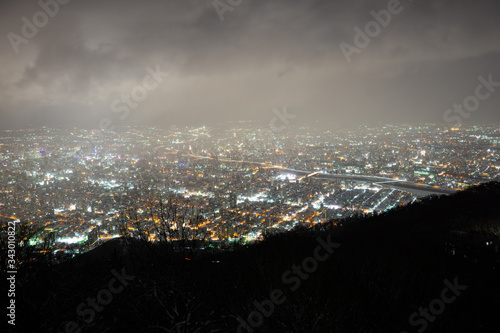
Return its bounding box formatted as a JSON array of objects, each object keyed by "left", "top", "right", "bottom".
[{"left": 0, "top": 123, "right": 498, "bottom": 259}]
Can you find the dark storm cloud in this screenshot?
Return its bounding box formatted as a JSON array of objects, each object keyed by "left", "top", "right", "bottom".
[{"left": 0, "top": 0, "right": 499, "bottom": 129}]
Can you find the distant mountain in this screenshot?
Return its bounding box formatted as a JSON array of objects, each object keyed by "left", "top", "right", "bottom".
[{"left": 8, "top": 182, "right": 500, "bottom": 333}]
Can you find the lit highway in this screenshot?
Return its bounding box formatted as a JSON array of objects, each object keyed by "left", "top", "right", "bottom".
[{"left": 186, "top": 154, "right": 457, "bottom": 196}]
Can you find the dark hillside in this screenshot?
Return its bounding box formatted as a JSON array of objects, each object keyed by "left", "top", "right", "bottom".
[{"left": 8, "top": 182, "right": 500, "bottom": 333}]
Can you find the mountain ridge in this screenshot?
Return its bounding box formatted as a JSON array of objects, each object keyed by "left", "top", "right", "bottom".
[{"left": 9, "top": 182, "right": 500, "bottom": 333}]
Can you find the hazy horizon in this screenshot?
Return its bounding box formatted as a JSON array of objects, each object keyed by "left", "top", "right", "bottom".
[{"left": 1, "top": 0, "right": 499, "bottom": 130}]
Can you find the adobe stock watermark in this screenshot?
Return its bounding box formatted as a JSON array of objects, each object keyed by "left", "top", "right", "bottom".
[
  {"left": 443, "top": 74, "right": 499, "bottom": 126},
  {"left": 99, "top": 65, "right": 168, "bottom": 132},
  {"left": 339, "top": 0, "right": 403, "bottom": 63},
  {"left": 71, "top": 137, "right": 98, "bottom": 158},
  {"left": 401, "top": 277, "right": 467, "bottom": 333},
  {"left": 64, "top": 267, "right": 135, "bottom": 333},
  {"left": 248, "top": 106, "right": 295, "bottom": 155},
  {"left": 7, "top": 0, "right": 72, "bottom": 54},
  {"left": 6, "top": 219, "right": 20, "bottom": 327},
  {"left": 213, "top": 0, "right": 243, "bottom": 22},
  {"left": 236, "top": 235, "right": 340, "bottom": 332}
]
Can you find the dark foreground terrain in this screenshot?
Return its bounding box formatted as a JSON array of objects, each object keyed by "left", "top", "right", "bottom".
[{"left": 4, "top": 182, "right": 500, "bottom": 333}]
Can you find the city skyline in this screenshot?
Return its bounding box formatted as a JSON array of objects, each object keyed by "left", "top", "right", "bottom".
[
  {"left": 2, "top": 2, "right": 500, "bottom": 332},
  {"left": 1, "top": 123, "right": 498, "bottom": 255}
]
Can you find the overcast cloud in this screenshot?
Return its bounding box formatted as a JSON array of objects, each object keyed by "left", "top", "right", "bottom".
[{"left": 1, "top": 0, "right": 499, "bottom": 129}]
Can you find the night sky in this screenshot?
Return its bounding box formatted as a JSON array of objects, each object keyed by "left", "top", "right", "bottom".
[{"left": 1, "top": 0, "right": 499, "bottom": 129}]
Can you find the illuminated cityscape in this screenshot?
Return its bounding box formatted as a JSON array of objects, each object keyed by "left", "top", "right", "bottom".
[
  {"left": 1, "top": 0, "right": 500, "bottom": 331},
  {"left": 1, "top": 123, "right": 498, "bottom": 259}
]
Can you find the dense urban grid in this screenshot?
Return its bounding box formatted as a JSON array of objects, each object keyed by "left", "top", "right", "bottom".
[{"left": 1, "top": 123, "right": 499, "bottom": 260}]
